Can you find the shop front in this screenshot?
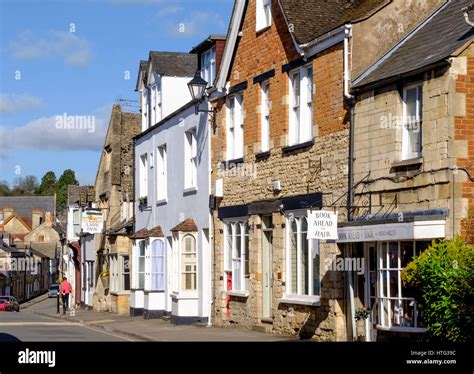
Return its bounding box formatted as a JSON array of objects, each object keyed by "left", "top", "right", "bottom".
[{"left": 338, "top": 216, "right": 446, "bottom": 341}]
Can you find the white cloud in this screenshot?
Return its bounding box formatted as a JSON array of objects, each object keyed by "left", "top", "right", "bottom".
[
  {"left": 0, "top": 105, "right": 112, "bottom": 154},
  {"left": 168, "top": 11, "right": 226, "bottom": 38},
  {"left": 156, "top": 5, "right": 183, "bottom": 16},
  {"left": 0, "top": 94, "right": 43, "bottom": 114},
  {"left": 9, "top": 30, "right": 92, "bottom": 66}
]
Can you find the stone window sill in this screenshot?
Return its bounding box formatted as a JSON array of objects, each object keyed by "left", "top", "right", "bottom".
[
  {"left": 255, "top": 151, "right": 270, "bottom": 161},
  {"left": 282, "top": 140, "right": 314, "bottom": 154},
  {"left": 183, "top": 187, "right": 198, "bottom": 196},
  {"left": 156, "top": 198, "right": 168, "bottom": 206},
  {"left": 280, "top": 295, "right": 320, "bottom": 306},
  {"left": 227, "top": 290, "right": 250, "bottom": 298},
  {"left": 222, "top": 158, "right": 244, "bottom": 168},
  {"left": 391, "top": 157, "right": 423, "bottom": 168}
]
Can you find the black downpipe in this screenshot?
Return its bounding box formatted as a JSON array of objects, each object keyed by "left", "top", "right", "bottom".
[{"left": 346, "top": 96, "right": 356, "bottom": 221}]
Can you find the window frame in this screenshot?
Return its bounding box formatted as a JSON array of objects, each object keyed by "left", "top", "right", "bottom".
[
  {"left": 184, "top": 129, "right": 198, "bottom": 190},
  {"left": 285, "top": 212, "right": 320, "bottom": 298},
  {"left": 201, "top": 47, "right": 216, "bottom": 86},
  {"left": 180, "top": 234, "right": 197, "bottom": 292},
  {"left": 150, "top": 239, "right": 165, "bottom": 292},
  {"left": 156, "top": 144, "right": 167, "bottom": 202},
  {"left": 261, "top": 80, "right": 271, "bottom": 152},
  {"left": 289, "top": 65, "right": 314, "bottom": 146},
  {"left": 224, "top": 220, "right": 249, "bottom": 293},
  {"left": 134, "top": 240, "right": 146, "bottom": 290},
  {"left": 139, "top": 153, "right": 148, "bottom": 199},
  {"left": 226, "top": 93, "right": 244, "bottom": 161},
  {"left": 402, "top": 83, "right": 423, "bottom": 160},
  {"left": 256, "top": 0, "right": 272, "bottom": 32}
]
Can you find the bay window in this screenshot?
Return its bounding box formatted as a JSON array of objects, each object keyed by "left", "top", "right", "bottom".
[
  {"left": 402, "top": 84, "right": 422, "bottom": 160},
  {"left": 377, "top": 241, "right": 430, "bottom": 329},
  {"left": 226, "top": 93, "right": 244, "bottom": 160},
  {"left": 151, "top": 239, "right": 165, "bottom": 291},
  {"left": 181, "top": 235, "right": 197, "bottom": 291},
  {"left": 261, "top": 81, "right": 270, "bottom": 152},
  {"left": 224, "top": 221, "right": 249, "bottom": 292},
  {"left": 289, "top": 65, "right": 313, "bottom": 146},
  {"left": 136, "top": 240, "right": 145, "bottom": 289},
  {"left": 286, "top": 214, "right": 320, "bottom": 297}
]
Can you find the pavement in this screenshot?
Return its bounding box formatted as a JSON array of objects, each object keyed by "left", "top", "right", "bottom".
[{"left": 24, "top": 297, "right": 294, "bottom": 341}]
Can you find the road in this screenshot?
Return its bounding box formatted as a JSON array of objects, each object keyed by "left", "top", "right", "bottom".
[{"left": 0, "top": 300, "right": 130, "bottom": 342}]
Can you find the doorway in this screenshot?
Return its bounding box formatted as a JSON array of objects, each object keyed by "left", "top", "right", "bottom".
[{"left": 262, "top": 216, "right": 273, "bottom": 320}]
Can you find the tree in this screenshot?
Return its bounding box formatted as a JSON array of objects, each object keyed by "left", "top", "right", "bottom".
[
  {"left": 38, "top": 171, "right": 57, "bottom": 196},
  {"left": 56, "top": 169, "right": 79, "bottom": 215},
  {"left": 10, "top": 176, "right": 39, "bottom": 195},
  {"left": 401, "top": 237, "right": 474, "bottom": 343},
  {"left": 0, "top": 180, "right": 10, "bottom": 196}
]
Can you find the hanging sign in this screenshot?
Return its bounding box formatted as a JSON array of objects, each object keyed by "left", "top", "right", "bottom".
[{"left": 307, "top": 210, "right": 338, "bottom": 240}]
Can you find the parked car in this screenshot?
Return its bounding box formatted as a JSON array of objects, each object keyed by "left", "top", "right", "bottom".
[
  {"left": 0, "top": 299, "right": 7, "bottom": 312},
  {"left": 48, "top": 284, "right": 60, "bottom": 298},
  {"left": 0, "top": 296, "right": 20, "bottom": 312}
]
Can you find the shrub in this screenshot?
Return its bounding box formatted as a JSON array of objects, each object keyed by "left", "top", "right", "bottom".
[{"left": 401, "top": 237, "right": 474, "bottom": 342}]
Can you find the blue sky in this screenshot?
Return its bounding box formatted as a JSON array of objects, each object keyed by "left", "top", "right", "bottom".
[{"left": 0, "top": 0, "right": 232, "bottom": 186}]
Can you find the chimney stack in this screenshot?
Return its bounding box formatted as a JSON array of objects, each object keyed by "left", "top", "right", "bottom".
[
  {"left": 44, "top": 211, "right": 53, "bottom": 224},
  {"left": 32, "top": 208, "right": 43, "bottom": 229},
  {"left": 3, "top": 206, "right": 13, "bottom": 220}
]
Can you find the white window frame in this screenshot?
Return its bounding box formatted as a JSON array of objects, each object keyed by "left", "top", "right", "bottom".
[
  {"left": 180, "top": 234, "right": 197, "bottom": 291},
  {"left": 261, "top": 80, "right": 270, "bottom": 152},
  {"left": 285, "top": 212, "right": 320, "bottom": 298},
  {"left": 73, "top": 208, "right": 81, "bottom": 237},
  {"left": 226, "top": 93, "right": 244, "bottom": 160},
  {"left": 139, "top": 153, "right": 148, "bottom": 199},
  {"left": 142, "top": 88, "right": 149, "bottom": 131},
  {"left": 110, "top": 254, "right": 130, "bottom": 293},
  {"left": 201, "top": 47, "right": 216, "bottom": 86},
  {"left": 156, "top": 144, "right": 167, "bottom": 202},
  {"left": 224, "top": 220, "right": 249, "bottom": 292},
  {"left": 134, "top": 240, "right": 146, "bottom": 289},
  {"left": 377, "top": 241, "right": 427, "bottom": 331},
  {"left": 289, "top": 65, "right": 313, "bottom": 146},
  {"left": 402, "top": 84, "right": 423, "bottom": 160},
  {"left": 184, "top": 129, "right": 198, "bottom": 190},
  {"left": 149, "top": 239, "right": 165, "bottom": 291},
  {"left": 256, "top": 0, "right": 272, "bottom": 32}
]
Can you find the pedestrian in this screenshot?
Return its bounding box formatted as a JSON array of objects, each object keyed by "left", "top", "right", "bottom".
[{"left": 60, "top": 277, "right": 72, "bottom": 315}]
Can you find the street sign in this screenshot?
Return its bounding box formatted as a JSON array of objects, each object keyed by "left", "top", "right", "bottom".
[
  {"left": 81, "top": 210, "right": 103, "bottom": 234},
  {"left": 307, "top": 210, "right": 338, "bottom": 240}
]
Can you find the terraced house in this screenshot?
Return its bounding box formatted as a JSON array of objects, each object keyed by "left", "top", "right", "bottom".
[{"left": 342, "top": 0, "right": 474, "bottom": 341}]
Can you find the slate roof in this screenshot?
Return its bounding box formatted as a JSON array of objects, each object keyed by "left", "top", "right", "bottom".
[
  {"left": 149, "top": 51, "right": 197, "bottom": 77},
  {"left": 171, "top": 218, "right": 198, "bottom": 232},
  {"left": 131, "top": 225, "right": 164, "bottom": 239},
  {"left": 280, "top": 0, "right": 389, "bottom": 45},
  {"left": 354, "top": 0, "right": 474, "bottom": 88},
  {"left": 0, "top": 196, "right": 55, "bottom": 221}
]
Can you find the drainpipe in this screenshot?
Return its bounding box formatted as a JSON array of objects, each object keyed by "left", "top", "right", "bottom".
[{"left": 343, "top": 24, "right": 357, "bottom": 341}]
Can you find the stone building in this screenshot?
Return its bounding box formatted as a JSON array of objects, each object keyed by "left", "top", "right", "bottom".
[
  {"left": 90, "top": 104, "right": 141, "bottom": 315},
  {"left": 340, "top": 0, "right": 474, "bottom": 341},
  {"left": 207, "top": 0, "right": 401, "bottom": 340}
]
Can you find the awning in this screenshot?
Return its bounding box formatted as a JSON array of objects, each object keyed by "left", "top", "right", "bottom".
[{"left": 337, "top": 220, "right": 446, "bottom": 243}]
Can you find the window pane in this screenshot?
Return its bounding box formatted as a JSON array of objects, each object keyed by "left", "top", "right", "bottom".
[
  {"left": 244, "top": 225, "right": 249, "bottom": 278},
  {"left": 400, "top": 241, "right": 415, "bottom": 268},
  {"left": 290, "top": 220, "right": 297, "bottom": 294},
  {"left": 300, "top": 218, "right": 308, "bottom": 295},
  {"left": 235, "top": 224, "right": 241, "bottom": 259},
  {"left": 312, "top": 241, "right": 320, "bottom": 296},
  {"left": 225, "top": 224, "right": 232, "bottom": 271},
  {"left": 139, "top": 255, "right": 145, "bottom": 273},
  {"left": 389, "top": 242, "right": 398, "bottom": 268}
]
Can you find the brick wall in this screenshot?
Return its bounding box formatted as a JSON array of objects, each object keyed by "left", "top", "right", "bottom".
[
  {"left": 210, "top": 0, "right": 349, "bottom": 341},
  {"left": 456, "top": 46, "right": 474, "bottom": 244}
]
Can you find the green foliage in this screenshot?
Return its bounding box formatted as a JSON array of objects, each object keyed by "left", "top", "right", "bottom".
[
  {"left": 56, "top": 169, "right": 79, "bottom": 215},
  {"left": 38, "top": 171, "right": 57, "bottom": 196},
  {"left": 401, "top": 237, "right": 474, "bottom": 342}
]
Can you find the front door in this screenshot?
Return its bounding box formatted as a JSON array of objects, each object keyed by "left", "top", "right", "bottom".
[{"left": 262, "top": 216, "right": 273, "bottom": 320}]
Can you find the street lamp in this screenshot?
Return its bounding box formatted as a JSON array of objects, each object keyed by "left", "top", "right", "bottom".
[{"left": 187, "top": 71, "right": 217, "bottom": 126}]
